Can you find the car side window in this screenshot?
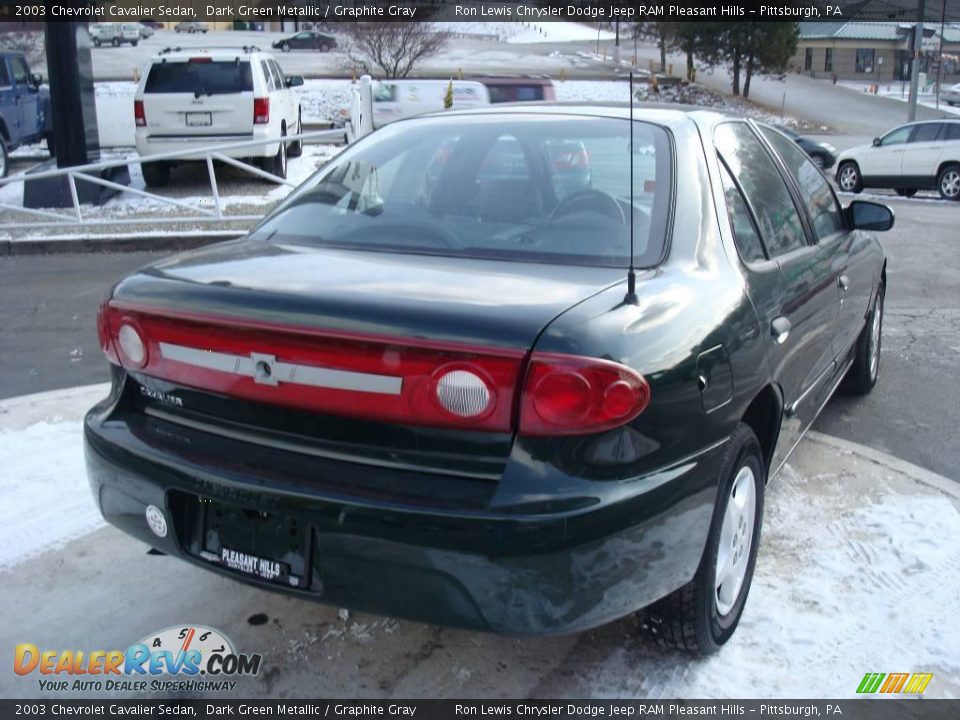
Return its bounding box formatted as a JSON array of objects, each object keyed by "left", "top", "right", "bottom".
[
  {"left": 714, "top": 122, "right": 809, "bottom": 258},
  {"left": 260, "top": 61, "right": 275, "bottom": 91},
  {"left": 0, "top": 61, "right": 10, "bottom": 87},
  {"left": 909, "top": 123, "right": 942, "bottom": 143},
  {"left": 760, "top": 126, "right": 845, "bottom": 240},
  {"left": 880, "top": 126, "right": 912, "bottom": 146},
  {"left": 10, "top": 56, "right": 29, "bottom": 85},
  {"left": 946, "top": 124, "right": 960, "bottom": 141},
  {"left": 718, "top": 157, "right": 767, "bottom": 263}
]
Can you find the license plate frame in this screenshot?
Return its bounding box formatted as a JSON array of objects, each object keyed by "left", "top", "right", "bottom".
[
  {"left": 184, "top": 496, "right": 311, "bottom": 589},
  {"left": 185, "top": 112, "right": 212, "bottom": 127}
]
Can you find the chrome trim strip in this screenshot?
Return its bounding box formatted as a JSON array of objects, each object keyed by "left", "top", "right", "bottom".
[
  {"left": 786, "top": 360, "right": 836, "bottom": 417},
  {"left": 772, "top": 357, "right": 853, "bottom": 480},
  {"left": 158, "top": 342, "right": 403, "bottom": 395}
]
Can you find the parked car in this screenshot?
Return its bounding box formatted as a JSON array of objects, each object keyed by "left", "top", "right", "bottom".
[
  {"left": 0, "top": 51, "right": 51, "bottom": 177},
  {"left": 271, "top": 31, "right": 338, "bottom": 53},
  {"left": 367, "top": 80, "right": 490, "bottom": 128},
  {"left": 139, "top": 19, "right": 164, "bottom": 30},
  {"left": 766, "top": 124, "right": 837, "bottom": 170},
  {"left": 133, "top": 47, "right": 303, "bottom": 186},
  {"left": 174, "top": 21, "right": 209, "bottom": 34},
  {"left": 942, "top": 82, "right": 960, "bottom": 106},
  {"left": 90, "top": 23, "right": 141, "bottom": 47},
  {"left": 87, "top": 107, "right": 892, "bottom": 653},
  {"left": 835, "top": 119, "right": 960, "bottom": 200},
  {"left": 137, "top": 23, "right": 155, "bottom": 39}
]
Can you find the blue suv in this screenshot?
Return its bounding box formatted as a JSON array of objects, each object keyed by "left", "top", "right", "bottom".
[{"left": 0, "top": 51, "right": 52, "bottom": 178}]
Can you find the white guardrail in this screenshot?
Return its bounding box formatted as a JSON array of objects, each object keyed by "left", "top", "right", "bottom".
[{"left": 0, "top": 76, "right": 375, "bottom": 233}]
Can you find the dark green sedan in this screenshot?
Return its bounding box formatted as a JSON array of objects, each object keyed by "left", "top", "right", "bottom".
[{"left": 86, "top": 105, "right": 891, "bottom": 654}]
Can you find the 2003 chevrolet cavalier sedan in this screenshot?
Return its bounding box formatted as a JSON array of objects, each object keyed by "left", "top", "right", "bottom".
[{"left": 86, "top": 105, "right": 892, "bottom": 654}]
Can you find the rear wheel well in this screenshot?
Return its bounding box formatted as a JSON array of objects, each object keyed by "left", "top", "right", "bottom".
[
  {"left": 740, "top": 385, "right": 782, "bottom": 476},
  {"left": 936, "top": 160, "right": 959, "bottom": 177}
]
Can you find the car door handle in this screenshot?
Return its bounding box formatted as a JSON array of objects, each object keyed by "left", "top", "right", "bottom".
[
  {"left": 771, "top": 316, "right": 791, "bottom": 345},
  {"left": 838, "top": 274, "right": 850, "bottom": 292}
]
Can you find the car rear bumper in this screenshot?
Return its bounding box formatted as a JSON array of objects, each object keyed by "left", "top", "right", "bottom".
[
  {"left": 84, "top": 381, "right": 720, "bottom": 635},
  {"left": 135, "top": 129, "right": 280, "bottom": 160}
]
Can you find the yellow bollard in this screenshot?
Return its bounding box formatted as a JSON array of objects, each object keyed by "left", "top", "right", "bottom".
[
  {"left": 559, "top": 67, "right": 567, "bottom": 82},
  {"left": 457, "top": 67, "right": 462, "bottom": 80},
  {"left": 668, "top": 64, "right": 673, "bottom": 76}
]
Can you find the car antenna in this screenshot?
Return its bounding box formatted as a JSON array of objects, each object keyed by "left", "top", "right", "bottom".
[{"left": 624, "top": 71, "right": 639, "bottom": 305}]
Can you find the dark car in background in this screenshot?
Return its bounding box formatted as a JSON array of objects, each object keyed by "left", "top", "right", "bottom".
[
  {"left": 86, "top": 107, "right": 891, "bottom": 655},
  {"left": 769, "top": 124, "right": 837, "bottom": 170},
  {"left": 272, "top": 31, "right": 338, "bottom": 53}
]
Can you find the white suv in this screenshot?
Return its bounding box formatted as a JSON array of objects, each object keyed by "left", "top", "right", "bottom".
[
  {"left": 134, "top": 47, "right": 304, "bottom": 187},
  {"left": 90, "top": 23, "right": 141, "bottom": 47},
  {"left": 835, "top": 119, "right": 960, "bottom": 200}
]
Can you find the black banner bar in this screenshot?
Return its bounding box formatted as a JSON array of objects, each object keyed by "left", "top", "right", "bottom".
[
  {"left": 0, "top": 1, "right": 953, "bottom": 25},
  {"left": 1, "top": 700, "right": 960, "bottom": 720}
]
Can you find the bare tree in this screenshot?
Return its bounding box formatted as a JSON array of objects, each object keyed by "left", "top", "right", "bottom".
[{"left": 343, "top": 23, "right": 448, "bottom": 79}]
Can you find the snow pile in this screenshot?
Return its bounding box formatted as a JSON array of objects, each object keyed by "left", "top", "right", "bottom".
[{"left": 0, "top": 420, "right": 105, "bottom": 571}]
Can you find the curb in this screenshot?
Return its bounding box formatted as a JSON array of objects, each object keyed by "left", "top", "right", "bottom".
[
  {"left": 806, "top": 430, "right": 960, "bottom": 500},
  {"left": 0, "top": 383, "right": 110, "bottom": 431},
  {"left": 0, "top": 232, "right": 243, "bottom": 257}
]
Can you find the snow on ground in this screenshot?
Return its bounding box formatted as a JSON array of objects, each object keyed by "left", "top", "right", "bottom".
[
  {"left": 433, "top": 21, "right": 614, "bottom": 44},
  {"left": 837, "top": 80, "right": 960, "bottom": 117},
  {"left": 0, "top": 420, "right": 104, "bottom": 571}
]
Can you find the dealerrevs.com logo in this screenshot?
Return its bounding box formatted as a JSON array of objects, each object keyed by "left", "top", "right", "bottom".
[{"left": 14, "top": 625, "right": 261, "bottom": 693}]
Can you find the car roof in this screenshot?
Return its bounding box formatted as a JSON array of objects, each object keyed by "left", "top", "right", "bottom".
[
  {"left": 432, "top": 102, "right": 739, "bottom": 130},
  {"left": 152, "top": 47, "right": 273, "bottom": 62}
]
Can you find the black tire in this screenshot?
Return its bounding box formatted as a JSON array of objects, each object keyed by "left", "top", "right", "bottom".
[
  {"left": 93, "top": 38, "right": 102, "bottom": 47},
  {"left": 282, "top": 43, "right": 291, "bottom": 53},
  {"left": 810, "top": 153, "right": 826, "bottom": 170},
  {"left": 141, "top": 161, "right": 171, "bottom": 188},
  {"left": 263, "top": 129, "right": 287, "bottom": 181},
  {"left": 844, "top": 283, "right": 884, "bottom": 395},
  {"left": 320, "top": 43, "right": 330, "bottom": 53},
  {"left": 894, "top": 188, "right": 918, "bottom": 198},
  {"left": 112, "top": 38, "right": 120, "bottom": 47},
  {"left": 0, "top": 141, "right": 8, "bottom": 179},
  {"left": 837, "top": 161, "right": 863, "bottom": 193},
  {"left": 640, "top": 423, "right": 765, "bottom": 655},
  {"left": 937, "top": 163, "right": 960, "bottom": 201},
  {"left": 287, "top": 113, "right": 303, "bottom": 158},
  {"left": 175, "top": 27, "right": 181, "bottom": 33},
  {"left": 131, "top": 40, "right": 138, "bottom": 47}
]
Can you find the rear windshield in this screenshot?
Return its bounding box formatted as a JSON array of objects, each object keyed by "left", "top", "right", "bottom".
[
  {"left": 144, "top": 60, "right": 253, "bottom": 95},
  {"left": 254, "top": 114, "right": 672, "bottom": 268}
]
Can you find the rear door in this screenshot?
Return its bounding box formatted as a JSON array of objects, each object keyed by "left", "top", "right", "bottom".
[
  {"left": 715, "top": 122, "right": 840, "bottom": 472},
  {"left": 267, "top": 59, "right": 296, "bottom": 129},
  {"left": 900, "top": 122, "right": 944, "bottom": 182},
  {"left": 142, "top": 58, "right": 254, "bottom": 138},
  {"left": 0, "top": 56, "right": 17, "bottom": 145}
]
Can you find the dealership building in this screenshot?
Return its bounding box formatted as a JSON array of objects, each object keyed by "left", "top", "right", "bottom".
[{"left": 792, "top": 21, "right": 960, "bottom": 85}]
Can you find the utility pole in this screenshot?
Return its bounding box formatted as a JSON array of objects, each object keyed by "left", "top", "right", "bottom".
[
  {"left": 614, "top": 21, "right": 621, "bottom": 68},
  {"left": 907, "top": 0, "right": 925, "bottom": 122}
]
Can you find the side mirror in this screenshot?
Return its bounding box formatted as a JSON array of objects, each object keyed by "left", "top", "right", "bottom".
[
  {"left": 285, "top": 75, "right": 304, "bottom": 88},
  {"left": 847, "top": 200, "right": 894, "bottom": 232},
  {"left": 872, "top": 137, "right": 881, "bottom": 146}
]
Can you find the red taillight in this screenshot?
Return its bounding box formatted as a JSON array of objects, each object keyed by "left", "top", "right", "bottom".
[
  {"left": 134, "top": 99, "right": 146, "bottom": 127},
  {"left": 253, "top": 97, "right": 270, "bottom": 124},
  {"left": 188, "top": 57, "right": 212, "bottom": 63},
  {"left": 96, "top": 300, "right": 120, "bottom": 366},
  {"left": 519, "top": 354, "right": 650, "bottom": 436}
]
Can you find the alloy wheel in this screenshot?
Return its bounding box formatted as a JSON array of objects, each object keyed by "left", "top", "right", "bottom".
[
  {"left": 941, "top": 169, "right": 960, "bottom": 199},
  {"left": 715, "top": 466, "right": 757, "bottom": 617},
  {"left": 839, "top": 165, "right": 859, "bottom": 192}
]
